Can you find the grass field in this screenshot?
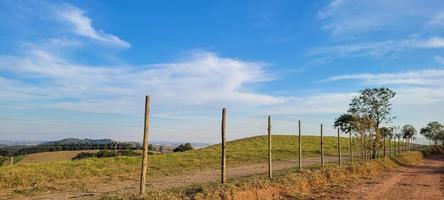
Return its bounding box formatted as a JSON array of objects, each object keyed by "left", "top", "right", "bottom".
[{"left": 0, "top": 134, "right": 391, "bottom": 197}]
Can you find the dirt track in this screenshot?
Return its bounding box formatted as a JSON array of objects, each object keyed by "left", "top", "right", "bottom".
[{"left": 320, "top": 154, "right": 444, "bottom": 200}]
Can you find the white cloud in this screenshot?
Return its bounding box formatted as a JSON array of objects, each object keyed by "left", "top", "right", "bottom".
[
  {"left": 428, "top": 11, "right": 444, "bottom": 27},
  {"left": 420, "top": 37, "right": 444, "bottom": 48},
  {"left": 324, "top": 69, "right": 444, "bottom": 86},
  {"left": 57, "top": 4, "right": 130, "bottom": 48},
  {"left": 319, "top": 0, "right": 444, "bottom": 36},
  {"left": 309, "top": 37, "right": 444, "bottom": 57},
  {"left": 324, "top": 69, "right": 444, "bottom": 107},
  {"left": 0, "top": 49, "right": 283, "bottom": 115}
]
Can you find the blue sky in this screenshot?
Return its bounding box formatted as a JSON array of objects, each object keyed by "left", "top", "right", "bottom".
[{"left": 1, "top": 0, "right": 444, "bottom": 143}]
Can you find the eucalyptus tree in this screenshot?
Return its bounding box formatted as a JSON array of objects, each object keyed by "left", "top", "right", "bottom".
[
  {"left": 348, "top": 88, "right": 396, "bottom": 158},
  {"left": 334, "top": 113, "right": 357, "bottom": 163},
  {"left": 336, "top": 114, "right": 374, "bottom": 162},
  {"left": 380, "top": 126, "right": 394, "bottom": 156},
  {"left": 420, "top": 121, "right": 444, "bottom": 146},
  {"left": 401, "top": 125, "right": 416, "bottom": 151}
]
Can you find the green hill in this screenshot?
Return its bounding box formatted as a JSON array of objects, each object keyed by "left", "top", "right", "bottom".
[{"left": 0, "top": 135, "right": 365, "bottom": 197}]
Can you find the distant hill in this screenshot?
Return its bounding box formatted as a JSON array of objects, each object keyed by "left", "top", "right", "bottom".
[
  {"left": 42, "top": 138, "right": 114, "bottom": 145},
  {"left": 0, "top": 140, "right": 47, "bottom": 146}
]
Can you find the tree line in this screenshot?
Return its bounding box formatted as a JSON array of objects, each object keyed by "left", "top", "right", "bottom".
[
  {"left": 334, "top": 87, "right": 443, "bottom": 160},
  {"left": 0, "top": 142, "right": 141, "bottom": 157}
]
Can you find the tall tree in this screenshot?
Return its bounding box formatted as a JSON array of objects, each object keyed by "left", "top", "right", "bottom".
[
  {"left": 380, "top": 126, "right": 394, "bottom": 156},
  {"left": 420, "top": 122, "right": 444, "bottom": 146},
  {"left": 334, "top": 113, "right": 374, "bottom": 162},
  {"left": 401, "top": 125, "right": 416, "bottom": 150},
  {"left": 348, "top": 88, "right": 396, "bottom": 158}
]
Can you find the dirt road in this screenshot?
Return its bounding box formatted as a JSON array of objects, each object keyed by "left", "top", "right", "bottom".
[{"left": 320, "top": 154, "right": 444, "bottom": 200}]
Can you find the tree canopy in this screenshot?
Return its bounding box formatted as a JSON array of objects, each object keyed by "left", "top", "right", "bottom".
[
  {"left": 401, "top": 125, "right": 416, "bottom": 139},
  {"left": 348, "top": 88, "right": 396, "bottom": 128},
  {"left": 420, "top": 121, "right": 444, "bottom": 146}
]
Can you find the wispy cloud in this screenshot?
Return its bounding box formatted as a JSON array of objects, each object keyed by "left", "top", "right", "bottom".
[
  {"left": 319, "top": 0, "right": 444, "bottom": 36},
  {"left": 56, "top": 4, "right": 130, "bottom": 48},
  {"left": 309, "top": 37, "right": 444, "bottom": 57},
  {"left": 324, "top": 68, "right": 444, "bottom": 86},
  {"left": 0, "top": 48, "right": 283, "bottom": 114}
]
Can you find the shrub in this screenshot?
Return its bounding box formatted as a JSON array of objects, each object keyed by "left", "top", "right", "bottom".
[
  {"left": 173, "top": 143, "right": 194, "bottom": 152},
  {"left": 72, "top": 152, "right": 96, "bottom": 160},
  {"left": 72, "top": 150, "right": 141, "bottom": 160}
]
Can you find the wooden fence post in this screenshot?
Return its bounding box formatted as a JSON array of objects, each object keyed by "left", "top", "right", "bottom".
[
  {"left": 388, "top": 138, "right": 391, "bottom": 156},
  {"left": 360, "top": 134, "right": 364, "bottom": 163},
  {"left": 221, "top": 108, "right": 227, "bottom": 184},
  {"left": 383, "top": 137, "right": 386, "bottom": 157},
  {"left": 139, "top": 95, "right": 150, "bottom": 195},
  {"left": 10, "top": 156, "right": 14, "bottom": 166},
  {"left": 298, "top": 120, "right": 302, "bottom": 171},
  {"left": 349, "top": 132, "right": 353, "bottom": 165},
  {"left": 337, "top": 128, "right": 341, "bottom": 166},
  {"left": 268, "top": 116, "right": 272, "bottom": 179},
  {"left": 321, "top": 124, "right": 324, "bottom": 167}
]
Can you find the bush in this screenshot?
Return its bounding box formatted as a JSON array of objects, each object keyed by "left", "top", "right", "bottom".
[
  {"left": 118, "top": 150, "right": 142, "bottom": 156},
  {"left": 173, "top": 143, "right": 194, "bottom": 152},
  {"left": 72, "top": 152, "right": 96, "bottom": 160},
  {"left": 72, "top": 150, "right": 141, "bottom": 160}
]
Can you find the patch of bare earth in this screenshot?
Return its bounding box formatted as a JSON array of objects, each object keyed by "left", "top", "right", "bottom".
[{"left": 310, "top": 154, "right": 444, "bottom": 200}]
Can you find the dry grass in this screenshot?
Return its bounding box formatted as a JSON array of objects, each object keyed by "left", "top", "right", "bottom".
[{"left": 19, "top": 150, "right": 99, "bottom": 164}]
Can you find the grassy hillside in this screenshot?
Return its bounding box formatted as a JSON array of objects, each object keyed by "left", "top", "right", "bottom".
[{"left": 0, "top": 135, "right": 372, "bottom": 197}]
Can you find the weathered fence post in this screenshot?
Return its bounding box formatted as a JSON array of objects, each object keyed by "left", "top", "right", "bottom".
[
  {"left": 383, "top": 137, "right": 386, "bottom": 157},
  {"left": 139, "top": 95, "right": 150, "bottom": 195},
  {"left": 388, "top": 137, "right": 391, "bottom": 156},
  {"left": 349, "top": 132, "right": 353, "bottom": 165},
  {"left": 221, "top": 108, "right": 227, "bottom": 184},
  {"left": 360, "top": 134, "right": 364, "bottom": 163},
  {"left": 10, "top": 156, "right": 14, "bottom": 166},
  {"left": 268, "top": 115, "right": 272, "bottom": 179},
  {"left": 321, "top": 124, "right": 324, "bottom": 167},
  {"left": 337, "top": 128, "right": 341, "bottom": 166},
  {"left": 298, "top": 120, "right": 302, "bottom": 171}
]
